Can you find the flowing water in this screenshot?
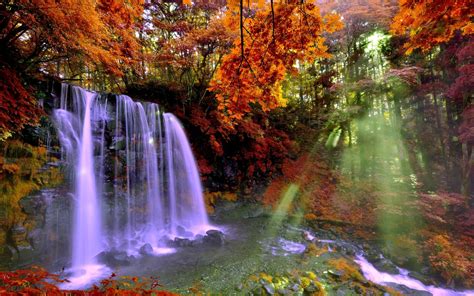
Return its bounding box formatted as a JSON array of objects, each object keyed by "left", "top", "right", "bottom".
[{"left": 52, "top": 84, "right": 212, "bottom": 288}]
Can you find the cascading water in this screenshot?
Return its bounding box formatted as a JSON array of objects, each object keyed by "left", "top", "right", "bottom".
[
  {"left": 53, "top": 84, "right": 212, "bottom": 282},
  {"left": 72, "top": 90, "right": 102, "bottom": 268},
  {"left": 164, "top": 113, "right": 210, "bottom": 236},
  {"left": 54, "top": 86, "right": 104, "bottom": 269}
]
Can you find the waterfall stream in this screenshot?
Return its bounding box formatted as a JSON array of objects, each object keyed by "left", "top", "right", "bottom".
[{"left": 53, "top": 84, "right": 212, "bottom": 285}]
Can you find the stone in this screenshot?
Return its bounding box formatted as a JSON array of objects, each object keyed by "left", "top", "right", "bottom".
[
  {"left": 176, "top": 226, "right": 194, "bottom": 238},
  {"left": 174, "top": 237, "right": 192, "bottom": 247},
  {"left": 328, "top": 269, "right": 344, "bottom": 279},
  {"left": 19, "top": 195, "right": 45, "bottom": 215},
  {"left": 409, "top": 271, "right": 435, "bottom": 286},
  {"left": 96, "top": 250, "right": 133, "bottom": 267},
  {"left": 204, "top": 230, "right": 225, "bottom": 246},
  {"left": 176, "top": 225, "right": 187, "bottom": 236},
  {"left": 372, "top": 257, "right": 399, "bottom": 274},
  {"left": 27, "top": 229, "right": 42, "bottom": 250},
  {"left": 11, "top": 225, "right": 28, "bottom": 246},
  {"left": 385, "top": 283, "right": 432, "bottom": 296},
  {"left": 263, "top": 283, "right": 275, "bottom": 295},
  {"left": 191, "top": 234, "right": 204, "bottom": 246},
  {"left": 139, "top": 243, "right": 154, "bottom": 255}
]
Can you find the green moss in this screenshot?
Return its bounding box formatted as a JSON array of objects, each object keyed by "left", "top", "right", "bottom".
[{"left": 0, "top": 140, "right": 63, "bottom": 232}]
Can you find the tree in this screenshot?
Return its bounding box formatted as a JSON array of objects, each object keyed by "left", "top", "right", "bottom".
[
  {"left": 0, "top": 0, "right": 144, "bottom": 135},
  {"left": 391, "top": 0, "right": 474, "bottom": 54},
  {"left": 208, "top": 2, "right": 343, "bottom": 131}
]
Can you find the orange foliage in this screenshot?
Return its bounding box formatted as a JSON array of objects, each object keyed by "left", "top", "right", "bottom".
[
  {"left": 0, "top": 266, "right": 65, "bottom": 294},
  {"left": 425, "top": 234, "right": 473, "bottom": 287},
  {"left": 391, "top": 0, "right": 474, "bottom": 53},
  {"left": 4, "top": 0, "right": 144, "bottom": 76},
  {"left": 0, "top": 67, "right": 43, "bottom": 134},
  {"left": 208, "top": 3, "right": 343, "bottom": 130},
  {"left": 0, "top": 0, "right": 144, "bottom": 134},
  {"left": 0, "top": 267, "right": 177, "bottom": 295}
]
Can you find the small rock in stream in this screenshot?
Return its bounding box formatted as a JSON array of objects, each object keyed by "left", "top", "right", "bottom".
[
  {"left": 385, "top": 283, "right": 432, "bottom": 296},
  {"left": 372, "top": 257, "right": 399, "bottom": 274}
]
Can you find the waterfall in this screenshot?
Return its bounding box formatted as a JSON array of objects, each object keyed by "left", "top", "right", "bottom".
[
  {"left": 53, "top": 84, "right": 211, "bottom": 270},
  {"left": 164, "top": 113, "right": 210, "bottom": 236},
  {"left": 72, "top": 90, "right": 102, "bottom": 268}
]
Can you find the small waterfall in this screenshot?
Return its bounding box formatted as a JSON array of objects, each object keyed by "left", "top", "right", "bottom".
[
  {"left": 53, "top": 84, "right": 211, "bottom": 274},
  {"left": 114, "top": 95, "right": 165, "bottom": 248},
  {"left": 54, "top": 87, "right": 105, "bottom": 270},
  {"left": 164, "top": 113, "right": 210, "bottom": 236},
  {"left": 72, "top": 90, "right": 102, "bottom": 268}
]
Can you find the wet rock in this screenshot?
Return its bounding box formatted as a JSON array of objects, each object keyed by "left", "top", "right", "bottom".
[
  {"left": 409, "top": 271, "right": 436, "bottom": 286},
  {"left": 19, "top": 195, "right": 45, "bottom": 215},
  {"left": 159, "top": 235, "right": 174, "bottom": 246},
  {"left": 11, "top": 225, "right": 28, "bottom": 247},
  {"left": 372, "top": 257, "right": 399, "bottom": 274},
  {"left": 16, "top": 245, "right": 36, "bottom": 264},
  {"left": 27, "top": 229, "right": 42, "bottom": 249},
  {"left": 139, "top": 243, "right": 154, "bottom": 255},
  {"left": 96, "top": 250, "right": 133, "bottom": 267},
  {"left": 263, "top": 283, "right": 275, "bottom": 295},
  {"left": 174, "top": 237, "right": 192, "bottom": 247},
  {"left": 176, "top": 225, "right": 187, "bottom": 237},
  {"left": 328, "top": 269, "right": 344, "bottom": 279},
  {"left": 303, "top": 231, "right": 315, "bottom": 242},
  {"left": 204, "top": 230, "right": 225, "bottom": 246},
  {"left": 191, "top": 234, "right": 204, "bottom": 246},
  {"left": 385, "top": 283, "right": 432, "bottom": 296}
]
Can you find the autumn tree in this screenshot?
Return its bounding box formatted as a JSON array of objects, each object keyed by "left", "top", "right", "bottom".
[
  {"left": 0, "top": 0, "right": 144, "bottom": 135},
  {"left": 391, "top": 0, "right": 474, "bottom": 54},
  {"left": 208, "top": 2, "right": 343, "bottom": 130}
]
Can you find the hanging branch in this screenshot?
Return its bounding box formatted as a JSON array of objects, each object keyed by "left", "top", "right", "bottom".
[
  {"left": 270, "top": 0, "right": 275, "bottom": 40},
  {"left": 240, "top": 0, "right": 244, "bottom": 60}
]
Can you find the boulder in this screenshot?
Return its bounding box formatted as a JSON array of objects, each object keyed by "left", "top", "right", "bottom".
[
  {"left": 372, "top": 257, "right": 399, "bottom": 274},
  {"left": 139, "top": 243, "right": 154, "bottom": 255},
  {"left": 96, "top": 250, "right": 134, "bottom": 267},
  {"left": 204, "top": 230, "right": 226, "bottom": 246}
]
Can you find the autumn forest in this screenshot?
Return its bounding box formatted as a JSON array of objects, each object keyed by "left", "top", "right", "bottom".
[{"left": 0, "top": 0, "right": 473, "bottom": 295}]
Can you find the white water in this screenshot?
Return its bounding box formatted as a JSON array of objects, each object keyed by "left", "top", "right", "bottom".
[
  {"left": 284, "top": 229, "right": 474, "bottom": 296},
  {"left": 164, "top": 113, "right": 211, "bottom": 237},
  {"left": 355, "top": 255, "right": 474, "bottom": 296},
  {"left": 72, "top": 90, "right": 102, "bottom": 268},
  {"left": 53, "top": 85, "right": 212, "bottom": 287}
]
